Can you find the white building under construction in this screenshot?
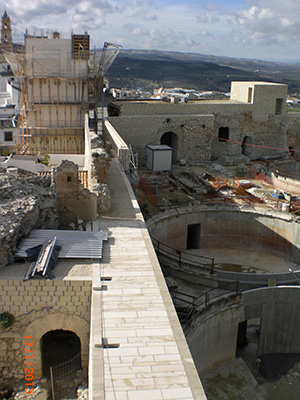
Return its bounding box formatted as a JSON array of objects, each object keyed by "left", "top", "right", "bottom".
[{"left": 5, "top": 32, "right": 91, "bottom": 154}]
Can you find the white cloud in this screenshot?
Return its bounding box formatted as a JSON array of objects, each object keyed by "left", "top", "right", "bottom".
[
  {"left": 201, "top": 30, "right": 212, "bottom": 38},
  {"left": 130, "top": 8, "right": 158, "bottom": 21},
  {"left": 2, "top": 0, "right": 300, "bottom": 61},
  {"left": 196, "top": 12, "right": 209, "bottom": 24},
  {"left": 6, "top": 0, "right": 122, "bottom": 27},
  {"left": 230, "top": 1, "right": 300, "bottom": 45},
  {"left": 114, "top": 3, "right": 127, "bottom": 13},
  {"left": 211, "top": 15, "right": 220, "bottom": 24},
  {"left": 7, "top": 0, "right": 72, "bottom": 19},
  {"left": 123, "top": 23, "right": 199, "bottom": 50},
  {"left": 203, "top": 3, "right": 221, "bottom": 12}
]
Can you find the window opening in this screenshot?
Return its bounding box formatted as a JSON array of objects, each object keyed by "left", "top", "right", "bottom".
[
  {"left": 218, "top": 127, "right": 229, "bottom": 142},
  {"left": 275, "top": 98, "right": 283, "bottom": 115},
  {"left": 4, "top": 131, "right": 13, "bottom": 142}
]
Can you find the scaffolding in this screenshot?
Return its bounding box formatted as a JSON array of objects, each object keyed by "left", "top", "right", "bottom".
[
  {"left": 88, "top": 42, "right": 122, "bottom": 133},
  {"left": 4, "top": 34, "right": 122, "bottom": 154}
]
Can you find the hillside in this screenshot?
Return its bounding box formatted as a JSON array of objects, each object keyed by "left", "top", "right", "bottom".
[{"left": 106, "top": 49, "right": 300, "bottom": 94}]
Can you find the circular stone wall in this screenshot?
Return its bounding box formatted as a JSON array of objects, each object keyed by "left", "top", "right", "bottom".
[{"left": 148, "top": 207, "right": 300, "bottom": 266}]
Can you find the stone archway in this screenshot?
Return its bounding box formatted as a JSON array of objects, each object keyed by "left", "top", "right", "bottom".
[
  {"left": 23, "top": 313, "right": 89, "bottom": 378},
  {"left": 41, "top": 330, "right": 81, "bottom": 377},
  {"left": 160, "top": 131, "right": 178, "bottom": 163}
]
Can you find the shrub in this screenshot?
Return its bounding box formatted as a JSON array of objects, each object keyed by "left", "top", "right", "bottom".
[{"left": 0, "top": 312, "right": 14, "bottom": 328}]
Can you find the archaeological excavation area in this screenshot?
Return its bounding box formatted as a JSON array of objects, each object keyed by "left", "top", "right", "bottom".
[{"left": 147, "top": 206, "right": 300, "bottom": 398}]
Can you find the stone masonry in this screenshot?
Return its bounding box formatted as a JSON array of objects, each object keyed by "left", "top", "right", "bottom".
[
  {"left": 106, "top": 82, "right": 293, "bottom": 166},
  {"left": 53, "top": 160, "right": 98, "bottom": 227},
  {"left": 0, "top": 172, "right": 57, "bottom": 267},
  {"left": 0, "top": 277, "right": 92, "bottom": 380}
]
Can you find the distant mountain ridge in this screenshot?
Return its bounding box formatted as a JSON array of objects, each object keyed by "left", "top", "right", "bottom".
[{"left": 106, "top": 49, "right": 300, "bottom": 94}]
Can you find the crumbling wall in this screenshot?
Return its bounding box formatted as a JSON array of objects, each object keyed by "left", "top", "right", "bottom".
[
  {"left": 108, "top": 114, "right": 215, "bottom": 165},
  {"left": 0, "top": 173, "right": 57, "bottom": 267},
  {"left": 90, "top": 148, "right": 111, "bottom": 214},
  {"left": 286, "top": 115, "right": 300, "bottom": 151},
  {"left": 91, "top": 148, "right": 111, "bottom": 184},
  {"left": 212, "top": 114, "right": 288, "bottom": 161},
  {"left": 53, "top": 160, "right": 97, "bottom": 227},
  {"left": 108, "top": 110, "right": 288, "bottom": 165}
]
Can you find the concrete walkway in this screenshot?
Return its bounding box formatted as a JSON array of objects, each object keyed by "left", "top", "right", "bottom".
[{"left": 88, "top": 159, "right": 206, "bottom": 399}]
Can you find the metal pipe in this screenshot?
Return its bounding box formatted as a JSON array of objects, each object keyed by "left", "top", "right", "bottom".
[
  {"left": 289, "top": 268, "right": 300, "bottom": 285},
  {"left": 210, "top": 259, "right": 215, "bottom": 274},
  {"left": 50, "top": 367, "right": 55, "bottom": 400}
]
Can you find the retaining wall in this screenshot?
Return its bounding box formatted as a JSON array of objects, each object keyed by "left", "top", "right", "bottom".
[
  {"left": 148, "top": 207, "right": 300, "bottom": 264},
  {"left": 186, "top": 286, "right": 300, "bottom": 376}
]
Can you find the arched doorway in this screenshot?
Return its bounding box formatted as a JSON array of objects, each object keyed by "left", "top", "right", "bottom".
[
  {"left": 23, "top": 313, "right": 89, "bottom": 379},
  {"left": 160, "top": 131, "right": 178, "bottom": 163},
  {"left": 242, "top": 136, "right": 252, "bottom": 157},
  {"left": 41, "top": 330, "right": 81, "bottom": 377}
]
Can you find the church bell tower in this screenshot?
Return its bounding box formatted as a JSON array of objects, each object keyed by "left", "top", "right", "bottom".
[{"left": 1, "top": 10, "right": 12, "bottom": 52}]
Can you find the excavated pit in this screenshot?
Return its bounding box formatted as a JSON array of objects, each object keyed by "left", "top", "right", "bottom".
[{"left": 148, "top": 207, "right": 300, "bottom": 277}]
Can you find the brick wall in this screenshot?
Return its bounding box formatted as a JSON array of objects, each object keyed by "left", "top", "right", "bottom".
[
  {"left": 0, "top": 279, "right": 92, "bottom": 318},
  {"left": 0, "top": 278, "right": 92, "bottom": 380}
]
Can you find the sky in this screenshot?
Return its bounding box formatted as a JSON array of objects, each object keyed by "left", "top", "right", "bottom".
[{"left": 2, "top": 0, "right": 300, "bottom": 62}]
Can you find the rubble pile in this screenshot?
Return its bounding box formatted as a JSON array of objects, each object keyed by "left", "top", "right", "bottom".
[
  {"left": 91, "top": 148, "right": 111, "bottom": 184},
  {"left": 0, "top": 173, "right": 58, "bottom": 266},
  {"left": 90, "top": 148, "right": 111, "bottom": 214}
]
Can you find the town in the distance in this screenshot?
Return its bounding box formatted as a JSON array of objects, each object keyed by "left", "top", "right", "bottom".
[{"left": 1, "top": 8, "right": 300, "bottom": 400}]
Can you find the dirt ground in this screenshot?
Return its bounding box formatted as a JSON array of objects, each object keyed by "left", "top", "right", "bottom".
[{"left": 136, "top": 160, "right": 298, "bottom": 219}]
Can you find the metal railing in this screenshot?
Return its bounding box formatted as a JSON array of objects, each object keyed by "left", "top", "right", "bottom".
[
  {"left": 151, "top": 236, "right": 215, "bottom": 274},
  {"left": 172, "top": 281, "right": 240, "bottom": 324}
]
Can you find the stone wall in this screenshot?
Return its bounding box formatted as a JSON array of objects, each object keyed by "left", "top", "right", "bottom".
[
  {"left": 91, "top": 149, "right": 111, "bottom": 184},
  {"left": 107, "top": 98, "right": 289, "bottom": 165},
  {"left": 0, "top": 173, "right": 57, "bottom": 266},
  {"left": 108, "top": 100, "right": 252, "bottom": 117},
  {"left": 186, "top": 287, "right": 300, "bottom": 376},
  {"left": 230, "top": 82, "right": 288, "bottom": 121},
  {"left": 0, "top": 278, "right": 92, "bottom": 380},
  {"left": 108, "top": 114, "right": 215, "bottom": 165},
  {"left": 285, "top": 114, "right": 300, "bottom": 150},
  {"left": 147, "top": 208, "right": 300, "bottom": 263},
  {"left": 53, "top": 160, "right": 97, "bottom": 227}
]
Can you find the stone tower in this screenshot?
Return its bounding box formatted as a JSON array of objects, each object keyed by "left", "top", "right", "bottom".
[{"left": 1, "top": 10, "right": 12, "bottom": 52}]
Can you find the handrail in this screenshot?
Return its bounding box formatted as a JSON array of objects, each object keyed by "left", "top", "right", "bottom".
[
  {"left": 151, "top": 236, "right": 215, "bottom": 274},
  {"left": 172, "top": 290, "right": 198, "bottom": 306},
  {"left": 189, "top": 280, "right": 239, "bottom": 310},
  {"left": 172, "top": 281, "right": 240, "bottom": 324}
]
